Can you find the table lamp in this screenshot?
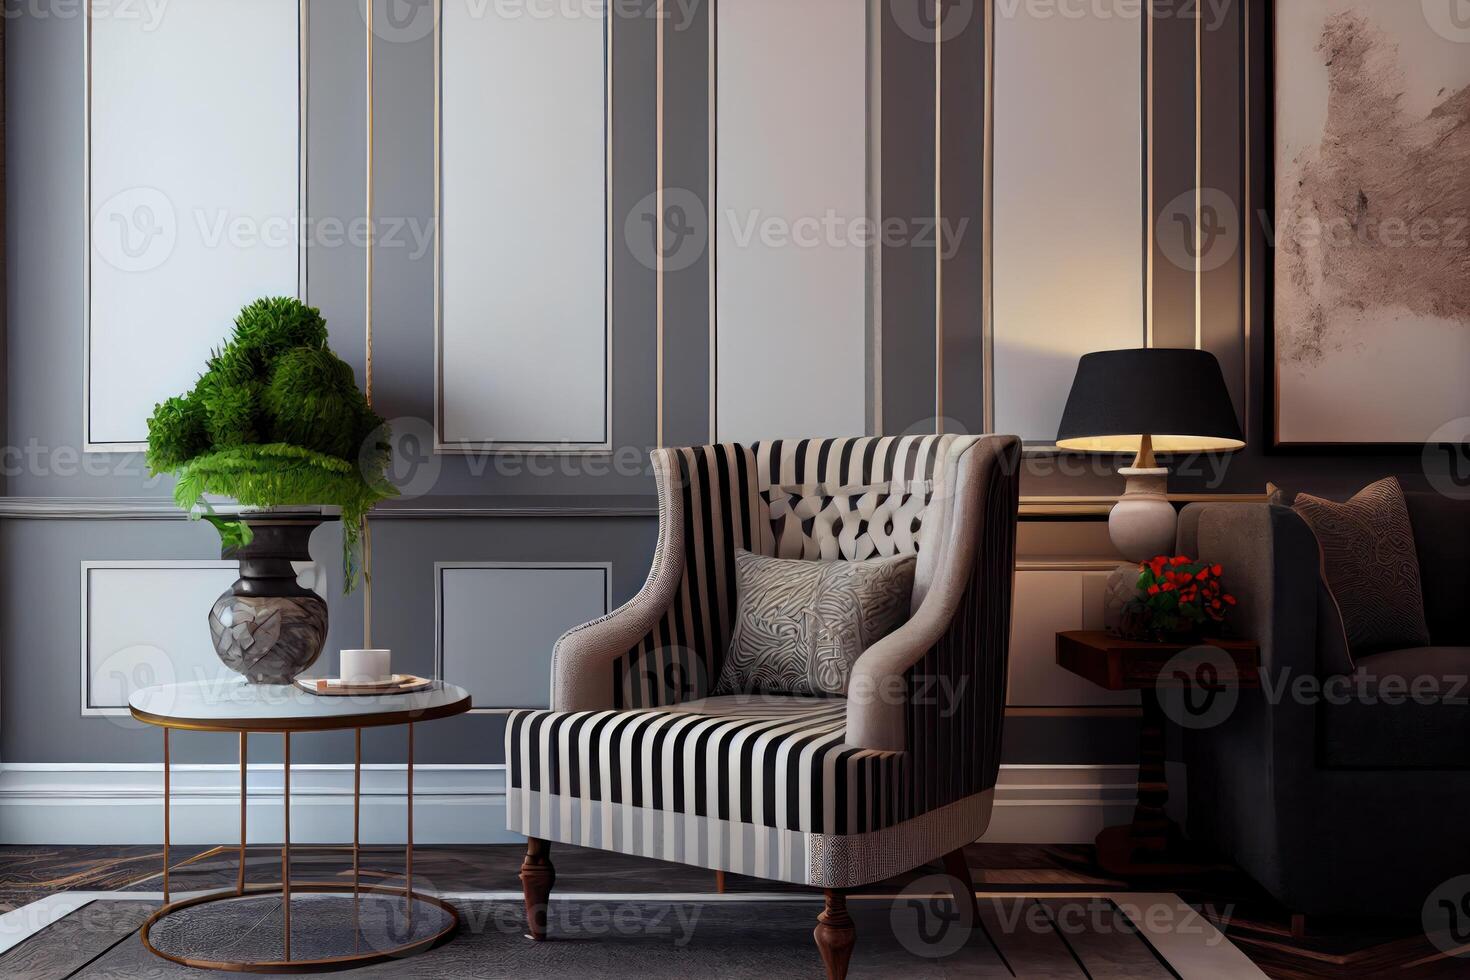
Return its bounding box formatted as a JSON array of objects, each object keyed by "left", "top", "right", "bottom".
[{"left": 1056, "top": 348, "right": 1244, "bottom": 561}]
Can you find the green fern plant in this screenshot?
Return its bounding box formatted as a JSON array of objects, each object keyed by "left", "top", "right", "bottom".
[{"left": 146, "top": 298, "right": 395, "bottom": 591}]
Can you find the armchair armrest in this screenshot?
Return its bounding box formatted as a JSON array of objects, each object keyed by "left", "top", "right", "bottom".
[
  {"left": 1183, "top": 502, "right": 1322, "bottom": 771},
  {"left": 550, "top": 451, "right": 686, "bottom": 711},
  {"left": 847, "top": 435, "right": 1020, "bottom": 758}
]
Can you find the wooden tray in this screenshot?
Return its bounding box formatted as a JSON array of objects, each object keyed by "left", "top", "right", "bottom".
[{"left": 296, "top": 674, "right": 434, "bottom": 696}]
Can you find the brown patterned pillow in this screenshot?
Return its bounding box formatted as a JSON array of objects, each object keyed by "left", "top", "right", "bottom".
[{"left": 1292, "top": 478, "right": 1430, "bottom": 657}]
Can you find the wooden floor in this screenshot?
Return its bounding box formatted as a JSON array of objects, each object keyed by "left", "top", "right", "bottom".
[{"left": 0, "top": 843, "right": 1461, "bottom": 978}]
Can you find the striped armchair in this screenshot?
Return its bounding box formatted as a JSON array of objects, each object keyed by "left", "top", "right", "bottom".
[{"left": 507, "top": 434, "right": 1020, "bottom": 979}]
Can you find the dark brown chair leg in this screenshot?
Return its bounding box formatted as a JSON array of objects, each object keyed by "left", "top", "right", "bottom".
[
  {"left": 519, "top": 837, "right": 555, "bottom": 941},
  {"left": 941, "top": 847, "right": 982, "bottom": 922},
  {"left": 715, "top": 869, "right": 727, "bottom": 893},
  {"left": 814, "top": 889, "right": 856, "bottom": 980}
]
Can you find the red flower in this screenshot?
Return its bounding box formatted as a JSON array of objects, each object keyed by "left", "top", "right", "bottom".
[
  {"left": 1148, "top": 584, "right": 1161, "bottom": 596},
  {"left": 1170, "top": 556, "right": 1191, "bottom": 567},
  {"left": 1212, "top": 564, "right": 1223, "bottom": 577}
]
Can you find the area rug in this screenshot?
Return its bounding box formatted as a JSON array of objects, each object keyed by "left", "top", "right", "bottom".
[{"left": 0, "top": 886, "right": 1263, "bottom": 978}]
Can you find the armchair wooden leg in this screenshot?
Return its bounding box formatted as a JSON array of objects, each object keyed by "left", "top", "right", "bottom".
[
  {"left": 814, "top": 889, "right": 856, "bottom": 980},
  {"left": 941, "top": 847, "right": 982, "bottom": 922},
  {"left": 519, "top": 837, "right": 555, "bottom": 941}
]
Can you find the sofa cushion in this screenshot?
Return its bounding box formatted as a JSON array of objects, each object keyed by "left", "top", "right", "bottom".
[
  {"left": 1403, "top": 492, "right": 1470, "bottom": 646},
  {"left": 714, "top": 549, "right": 915, "bottom": 697},
  {"left": 1292, "top": 477, "right": 1431, "bottom": 658},
  {"left": 1320, "top": 646, "right": 1470, "bottom": 769}
]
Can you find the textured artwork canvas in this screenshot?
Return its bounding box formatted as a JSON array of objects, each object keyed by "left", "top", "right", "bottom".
[{"left": 1274, "top": 1, "right": 1470, "bottom": 445}]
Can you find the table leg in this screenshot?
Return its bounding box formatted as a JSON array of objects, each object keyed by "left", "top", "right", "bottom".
[
  {"left": 351, "top": 728, "right": 360, "bottom": 910},
  {"left": 238, "top": 732, "right": 247, "bottom": 896},
  {"left": 407, "top": 721, "right": 414, "bottom": 926},
  {"left": 282, "top": 731, "right": 291, "bottom": 961},
  {"left": 1093, "top": 688, "right": 1225, "bottom": 876},
  {"left": 1131, "top": 688, "right": 1172, "bottom": 852},
  {"left": 163, "top": 728, "right": 170, "bottom": 905}
]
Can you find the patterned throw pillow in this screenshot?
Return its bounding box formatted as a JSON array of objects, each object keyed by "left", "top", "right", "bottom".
[
  {"left": 714, "top": 549, "right": 916, "bottom": 697},
  {"left": 1292, "top": 477, "right": 1431, "bottom": 657},
  {"left": 765, "top": 481, "right": 933, "bottom": 561}
]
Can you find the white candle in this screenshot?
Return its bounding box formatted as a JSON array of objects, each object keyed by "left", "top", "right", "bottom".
[{"left": 340, "top": 648, "right": 392, "bottom": 684}]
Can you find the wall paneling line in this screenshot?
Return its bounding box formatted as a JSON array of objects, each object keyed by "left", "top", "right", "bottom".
[
  {"left": 84, "top": 0, "right": 307, "bottom": 452},
  {"left": 434, "top": 561, "right": 611, "bottom": 713},
  {"left": 434, "top": 0, "right": 613, "bottom": 453}
]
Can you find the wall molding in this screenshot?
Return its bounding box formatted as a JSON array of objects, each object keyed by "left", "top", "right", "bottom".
[
  {"left": 84, "top": 0, "right": 309, "bottom": 452},
  {"left": 0, "top": 497, "right": 661, "bottom": 521},
  {"left": 0, "top": 763, "right": 1138, "bottom": 846},
  {"left": 0, "top": 494, "right": 1264, "bottom": 522},
  {"left": 435, "top": 561, "right": 613, "bottom": 714},
  {"left": 433, "top": 0, "right": 613, "bottom": 454}
]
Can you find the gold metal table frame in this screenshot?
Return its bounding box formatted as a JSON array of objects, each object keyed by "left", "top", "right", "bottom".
[{"left": 130, "top": 688, "right": 471, "bottom": 973}]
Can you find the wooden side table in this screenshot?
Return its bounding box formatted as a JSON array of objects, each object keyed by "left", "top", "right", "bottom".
[{"left": 1056, "top": 630, "right": 1259, "bottom": 876}]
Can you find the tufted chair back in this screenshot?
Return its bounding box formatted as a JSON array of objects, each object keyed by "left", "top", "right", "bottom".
[{"left": 609, "top": 435, "right": 973, "bottom": 708}]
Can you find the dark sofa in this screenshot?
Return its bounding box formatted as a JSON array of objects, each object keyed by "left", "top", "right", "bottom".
[{"left": 1177, "top": 493, "right": 1470, "bottom": 917}]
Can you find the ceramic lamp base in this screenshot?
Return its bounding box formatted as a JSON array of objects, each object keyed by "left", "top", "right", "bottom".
[{"left": 1109, "top": 467, "right": 1177, "bottom": 562}]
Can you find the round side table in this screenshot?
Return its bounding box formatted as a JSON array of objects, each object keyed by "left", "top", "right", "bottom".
[{"left": 128, "top": 679, "right": 472, "bottom": 972}]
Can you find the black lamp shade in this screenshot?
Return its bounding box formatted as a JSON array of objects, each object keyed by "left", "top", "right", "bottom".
[{"left": 1055, "top": 348, "right": 1244, "bottom": 453}]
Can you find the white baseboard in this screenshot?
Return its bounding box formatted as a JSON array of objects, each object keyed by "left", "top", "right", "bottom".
[{"left": 0, "top": 763, "right": 1147, "bottom": 846}]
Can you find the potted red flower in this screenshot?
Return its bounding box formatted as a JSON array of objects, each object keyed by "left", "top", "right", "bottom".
[{"left": 1118, "top": 555, "right": 1237, "bottom": 642}]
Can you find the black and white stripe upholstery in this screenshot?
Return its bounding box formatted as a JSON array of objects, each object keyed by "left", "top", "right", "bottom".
[
  {"left": 609, "top": 437, "right": 956, "bottom": 708},
  {"left": 510, "top": 434, "right": 1020, "bottom": 887}
]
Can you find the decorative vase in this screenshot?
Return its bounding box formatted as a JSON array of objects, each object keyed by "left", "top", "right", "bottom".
[{"left": 209, "top": 514, "right": 330, "bottom": 685}]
